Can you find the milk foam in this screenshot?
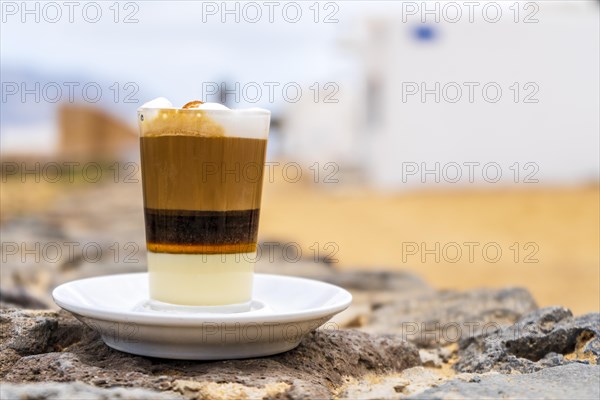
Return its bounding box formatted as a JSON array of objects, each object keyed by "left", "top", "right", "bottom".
[{"left": 138, "top": 98, "right": 270, "bottom": 139}]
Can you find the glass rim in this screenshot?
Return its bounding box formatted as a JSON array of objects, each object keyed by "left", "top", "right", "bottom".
[{"left": 137, "top": 108, "right": 271, "bottom": 116}]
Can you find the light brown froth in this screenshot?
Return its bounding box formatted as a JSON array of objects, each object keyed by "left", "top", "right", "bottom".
[{"left": 140, "top": 109, "right": 225, "bottom": 137}]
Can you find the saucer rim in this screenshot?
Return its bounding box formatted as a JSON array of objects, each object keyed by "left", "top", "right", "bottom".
[{"left": 52, "top": 272, "right": 352, "bottom": 327}]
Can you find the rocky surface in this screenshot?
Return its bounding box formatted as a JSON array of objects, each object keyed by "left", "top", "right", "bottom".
[
  {"left": 411, "top": 364, "right": 600, "bottom": 400},
  {"left": 455, "top": 306, "right": 600, "bottom": 373},
  {"left": 336, "top": 364, "right": 600, "bottom": 400},
  {"left": 0, "top": 182, "right": 146, "bottom": 309},
  {"left": 365, "top": 287, "right": 538, "bottom": 347},
  {"left": 0, "top": 309, "right": 420, "bottom": 399},
  {"left": 1, "top": 292, "right": 599, "bottom": 399},
  {"left": 1, "top": 382, "right": 179, "bottom": 400}
]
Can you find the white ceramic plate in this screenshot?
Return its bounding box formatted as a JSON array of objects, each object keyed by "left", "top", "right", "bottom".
[{"left": 52, "top": 273, "right": 352, "bottom": 360}]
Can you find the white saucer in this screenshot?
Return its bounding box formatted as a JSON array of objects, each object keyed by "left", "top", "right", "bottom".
[{"left": 52, "top": 273, "right": 352, "bottom": 360}]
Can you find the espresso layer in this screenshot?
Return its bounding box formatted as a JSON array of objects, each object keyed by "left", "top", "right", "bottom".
[
  {"left": 144, "top": 208, "right": 259, "bottom": 254},
  {"left": 140, "top": 135, "right": 267, "bottom": 211}
]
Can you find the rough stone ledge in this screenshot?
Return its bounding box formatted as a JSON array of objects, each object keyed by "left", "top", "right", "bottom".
[
  {"left": 365, "top": 287, "right": 538, "bottom": 347},
  {"left": 335, "top": 363, "right": 600, "bottom": 400},
  {"left": 2, "top": 284, "right": 599, "bottom": 399},
  {"left": 456, "top": 306, "right": 600, "bottom": 373},
  {"left": 0, "top": 381, "right": 180, "bottom": 400},
  {"left": 0, "top": 309, "right": 421, "bottom": 399},
  {"left": 410, "top": 363, "right": 600, "bottom": 400}
]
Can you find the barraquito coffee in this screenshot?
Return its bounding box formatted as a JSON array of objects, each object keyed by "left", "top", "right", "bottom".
[{"left": 137, "top": 98, "right": 270, "bottom": 307}]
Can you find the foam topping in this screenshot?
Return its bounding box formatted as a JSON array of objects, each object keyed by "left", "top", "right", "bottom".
[{"left": 138, "top": 98, "right": 270, "bottom": 139}]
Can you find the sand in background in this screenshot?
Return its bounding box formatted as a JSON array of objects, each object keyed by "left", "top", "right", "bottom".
[
  {"left": 260, "top": 179, "right": 599, "bottom": 315},
  {"left": 1, "top": 172, "right": 598, "bottom": 314}
]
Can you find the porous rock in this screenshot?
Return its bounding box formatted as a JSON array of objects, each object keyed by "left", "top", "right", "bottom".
[
  {"left": 0, "top": 309, "right": 420, "bottom": 399},
  {"left": 410, "top": 363, "right": 600, "bottom": 400},
  {"left": 455, "top": 306, "right": 600, "bottom": 373},
  {"left": 0, "top": 381, "right": 179, "bottom": 400},
  {"left": 366, "top": 287, "right": 538, "bottom": 347}
]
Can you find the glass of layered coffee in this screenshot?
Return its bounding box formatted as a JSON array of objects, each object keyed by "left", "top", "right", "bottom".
[{"left": 138, "top": 98, "right": 270, "bottom": 312}]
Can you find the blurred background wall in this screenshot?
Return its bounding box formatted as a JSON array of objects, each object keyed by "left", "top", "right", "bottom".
[{"left": 1, "top": 1, "right": 598, "bottom": 312}]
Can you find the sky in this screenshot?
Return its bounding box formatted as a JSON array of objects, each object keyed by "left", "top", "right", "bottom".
[{"left": 1, "top": 1, "right": 365, "bottom": 107}]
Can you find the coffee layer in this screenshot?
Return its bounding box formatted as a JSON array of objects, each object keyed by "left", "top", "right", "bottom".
[
  {"left": 144, "top": 208, "right": 259, "bottom": 254},
  {"left": 140, "top": 135, "right": 267, "bottom": 211}
]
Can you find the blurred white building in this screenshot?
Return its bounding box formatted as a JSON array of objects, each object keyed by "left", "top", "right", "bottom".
[{"left": 281, "top": 1, "right": 599, "bottom": 189}]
